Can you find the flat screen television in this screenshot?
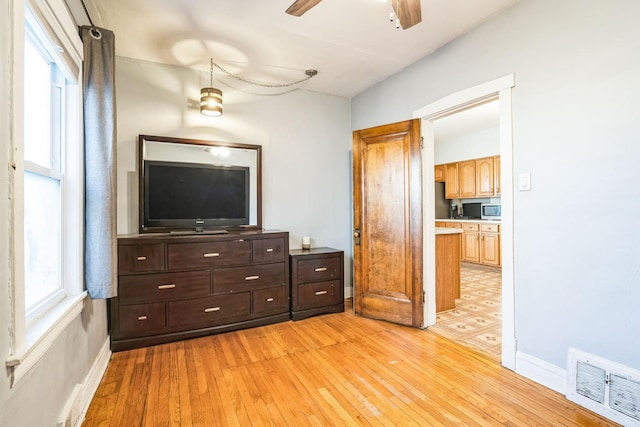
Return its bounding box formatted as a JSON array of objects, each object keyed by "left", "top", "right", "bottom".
[{"left": 142, "top": 160, "right": 250, "bottom": 231}]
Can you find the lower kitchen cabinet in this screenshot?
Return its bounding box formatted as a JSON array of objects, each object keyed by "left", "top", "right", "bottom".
[
  {"left": 456, "top": 222, "right": 501, "bottom": 267},
  {"left": 290, "top": 247, "right": 344, "bottom": 320}
]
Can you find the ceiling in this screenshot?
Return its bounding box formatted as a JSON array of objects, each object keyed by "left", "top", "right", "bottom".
[{"left": 70, "top": 0, "right": 519, "bottom": 99}]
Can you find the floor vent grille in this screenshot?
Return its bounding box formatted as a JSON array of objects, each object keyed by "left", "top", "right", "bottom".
[{"left": 567, "top": 348, "right": 640, "bottom": 426}]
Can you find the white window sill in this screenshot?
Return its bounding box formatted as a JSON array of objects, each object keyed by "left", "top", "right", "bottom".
[{"left": 5, "top": 291, "right": 88, "bottom": 387}]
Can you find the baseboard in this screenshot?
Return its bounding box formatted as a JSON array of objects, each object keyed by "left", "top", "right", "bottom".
[
  {"left": 515, "top": 350, "right": 566, "bottom": 394},
  {"left": 57, "top": 337, "right": 111, "bottom": 427}
]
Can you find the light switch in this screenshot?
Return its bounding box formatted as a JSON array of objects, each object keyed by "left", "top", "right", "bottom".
[{"left": 519, "top": 172, "right": 531, "bottom": 191}]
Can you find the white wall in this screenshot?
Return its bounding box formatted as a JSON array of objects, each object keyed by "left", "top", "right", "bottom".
[
  {"left": 116, "top": 57, "right": 353, "bottom": 289},
  {"left": 352, "top": 0, "right": 640, "bottom": 373},
  {"left": 434, "top": 126, "right": 500, "bottom": 164}
]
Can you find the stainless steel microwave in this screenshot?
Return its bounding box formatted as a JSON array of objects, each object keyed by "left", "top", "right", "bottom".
[{"left": 481, "top": 203, "right": 501, "bottom": 220}]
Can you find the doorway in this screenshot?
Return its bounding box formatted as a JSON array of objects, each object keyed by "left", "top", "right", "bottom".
[{"left": 415, "top": 75, "right": 516, "bottom": 369}]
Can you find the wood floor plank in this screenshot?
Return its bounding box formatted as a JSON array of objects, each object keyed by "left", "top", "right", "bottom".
[{"left": 83, "top": 310, "right": 619, "bottom": 427}]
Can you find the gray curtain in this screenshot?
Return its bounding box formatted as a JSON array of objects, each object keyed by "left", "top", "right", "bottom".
[{"left": 81, "top": 26, "right": 117, "bottom": 299}]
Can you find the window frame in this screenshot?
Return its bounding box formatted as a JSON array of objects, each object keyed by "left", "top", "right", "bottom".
[{"left": 5, "top": 0, "right": 86, "bottom": 387}]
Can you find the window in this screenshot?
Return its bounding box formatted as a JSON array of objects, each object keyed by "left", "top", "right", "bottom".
[
  {"left": 5, "top": 1, "right": 85, "bottom": 386},
  {"left": 23, "top": 20, "right": 66, "bottom": 320}
]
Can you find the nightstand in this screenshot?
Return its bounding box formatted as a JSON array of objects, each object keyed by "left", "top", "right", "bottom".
[{"left": 289, "top": 247, "right": 344, "bottom": 320}]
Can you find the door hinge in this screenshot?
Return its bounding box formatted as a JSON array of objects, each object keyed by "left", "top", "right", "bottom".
[
  {"left": 420, "top": 136, "right": 424, "bottom": 149},
  {"left": 422, "top": 291, "right": 425, "bottom": 303}
]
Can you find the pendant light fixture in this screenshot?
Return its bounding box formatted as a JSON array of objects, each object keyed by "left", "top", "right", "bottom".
[{"left": 200, "top": 58, "right": 223, "bottom": 116}]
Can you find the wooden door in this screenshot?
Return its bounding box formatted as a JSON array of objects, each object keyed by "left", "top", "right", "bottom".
[
  {"left": 434, "top": 164, "right": 445, "bottom": 182},
  {"left": 476, "top": 157, "right": 495, "bottom": 196},
  {"left": 352, "top": 119, "right": 423, "bottom": 327},
  {"left": 494, "top": 155, "right": 501, "bottom": 195}
]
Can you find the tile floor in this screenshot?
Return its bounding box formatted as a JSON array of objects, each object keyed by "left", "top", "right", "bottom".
[{"left": 428, "top": 262, "right": 502, "bottom": 360}]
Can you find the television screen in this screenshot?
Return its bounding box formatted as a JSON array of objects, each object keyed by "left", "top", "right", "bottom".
[{"left": 143, "top": 160, "right": 250, "bottom": 230}]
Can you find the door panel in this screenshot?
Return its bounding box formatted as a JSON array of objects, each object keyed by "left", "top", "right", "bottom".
[{"left": 352, "top": 119, "right": 423, "bottom": 327}]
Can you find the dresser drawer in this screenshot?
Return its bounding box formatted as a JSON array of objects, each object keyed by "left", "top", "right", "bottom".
[
  {"left": 213, "top": 262, "right": 285, "bottom": 293},
  {"left": 296, "top": 280, "right": 341, "bottom": 311},
  {"left": 118, "top": 303, "right": 166, "bottom": 338},
  {"left": 119, "top": 270, "right": 211, "bottom": 304},
  {"left": 168, "top": 293, "right": 250, "bottom": 329},
  {"left": 252, "top": 238, "right": 286, "bottom": 263},
  {"left": 167, "top": 240, "right": 251, "bottom": 270},
  {"left": 252, "top": 286, "right": 288, "bottom": 315},
  {"left": 296, "top": 256, "right": 341, "bottom": 283},
  {"left": 118, "top": 243, "right": 165, "bottom": 274}
]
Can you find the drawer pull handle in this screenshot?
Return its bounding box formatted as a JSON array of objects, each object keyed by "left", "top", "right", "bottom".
[
  {"left": 203, "top": 252, "right": 220, "bottom": 258},
  {"left": 266, "top": 248, "right": 274, "bottom": 252},
  {"left": 158, "top": 284, "right": 176, "bottom": 290},
  {"left": 245, "top": 275, "right": 260, "bottom": 281},
  {"left": 204, "top": 307, "right": 221, "bottom": 313},
  {"left": 137, "top": 316, "right": 148, "bottom": 321},
  {"left": 314, "top": 267, "right": 327, "bottom": 272},
  {"left": 136, "top": 256, "right": 147, "bottom": 261},
  {"left": 266, "top": 298, "right": 274, "bottom": 302},
  {"left": 315, "top": 290, "right": 328, "bottom": 296}
]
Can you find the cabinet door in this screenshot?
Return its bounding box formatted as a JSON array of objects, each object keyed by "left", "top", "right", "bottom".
[
  {"left": 434, "top": 164, "right": 445, "bottom": 182},
  {"left": 476, "top": 157, "right": 495, "bottom": 197},
  {"left": 480, "top": 233, "right": 501, "bottom": 266},
  {"left": 444, "top": 163, "right": 459, "bottom": 199},
  {"left": 462, "top": 231, "right": 480, "bottom": 263},
  {"left": 494, "top": 156, "right": 501, "bottom": 195},
  {"left": 459, "top": 160, "right": 476, "bottom": 198}
]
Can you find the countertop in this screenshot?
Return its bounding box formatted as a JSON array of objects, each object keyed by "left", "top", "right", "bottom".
[
  {"left": 436, "top": 218, "right": 502, "bottom": 224},
  {"left": 435, "top": 227, "right": 463, "bottom": 235}
]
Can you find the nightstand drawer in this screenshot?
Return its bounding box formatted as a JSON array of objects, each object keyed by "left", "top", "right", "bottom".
[
  {"left": 118, "top": 243, "right": 165, "bottom": 274},
  {"left": 118, "top": 303, "right": 166, "bottom": 338},
  {"left": 213, "top": 262, "right": 285, "bottom": 293},
  {"left": 168, "top": 293, "right": 250, "bottom": 329},
  {"left": 168, "top": 240, "right": 251, "bottom": 270},
  {"left": 296, "top": 256, "right": 341, "bottom": 283},
  {"left": 252, "top": 238, "right": 286, "bottom": 263},
  {"left": 119, "top": 270, "right": 211, "bottom": 304},
  {"left": 253, "top": 286, "right": 288, "bottom": 315},
  {"left": 296, "top": 280, "right": 341, "bottom": 311}
]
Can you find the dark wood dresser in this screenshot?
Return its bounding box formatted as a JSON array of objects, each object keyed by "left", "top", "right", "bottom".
[
  {"left": 110, "top": 230, "right": 289, "bottom": 351},
  {"left": 289, "top": 247, "right": 344, "bottom": 320}
]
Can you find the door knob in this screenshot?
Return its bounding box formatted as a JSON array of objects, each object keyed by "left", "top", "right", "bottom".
[{"left": 354, "top": 229, "right": 361, "bottom": 245}]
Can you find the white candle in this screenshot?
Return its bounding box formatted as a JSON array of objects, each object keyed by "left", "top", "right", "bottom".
[{"left": 302, "top": 236, "right": 311, "bottom": 249}]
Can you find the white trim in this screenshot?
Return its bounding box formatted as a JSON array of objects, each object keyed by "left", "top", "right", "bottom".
[
  {"left": 58, "top": 338, "right": 112, "bottom": 427},
  {"left": 412, "top": 75, "right": 515, "bottom": 119},
  {"left": 6, "top": 291, "right": 88, "bottom": 386},
  {"left": 516, "top": 351, "right": 566, "bottom": 394},
  {"left": 414, "top": 74, "right": 517, "bottom": 370}
]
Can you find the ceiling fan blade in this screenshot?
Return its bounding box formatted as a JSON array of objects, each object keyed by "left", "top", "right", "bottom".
[
  {"left": 286, "top": 0, "right": 323, "bottom": 17},
  {"left": 392, "top": 0, "right": 422, "bottom": 29}
]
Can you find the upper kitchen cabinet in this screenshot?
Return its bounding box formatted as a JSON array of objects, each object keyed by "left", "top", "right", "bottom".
[
  {"left": 434, "top": 164, "right": 445, "bottom": 182},
  {"left": 476, "top": 157, "right": 495, "bottom": 197},
  {"left": 459, "top": 160, "right": 476, "bottom": 198},
  {"left": 444, "top": 163, "right": 460, "bottom": 198},
  {"left": 494, "top": 156, "right": 501, "bottom": 195},
  {"left": 437, "top": 155, "right": 501, "bottom": 199}
]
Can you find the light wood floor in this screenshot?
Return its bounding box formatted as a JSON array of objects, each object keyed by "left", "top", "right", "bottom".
[{"left": 83, "top": 308, "right": 617, "bottom": 426}]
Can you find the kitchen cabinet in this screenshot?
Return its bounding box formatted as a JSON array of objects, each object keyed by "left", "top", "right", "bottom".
[
  {"left": 459, "top": 160, "right": 476, "bottom": 198},
  {"left": 444, "top": 163, "right": 460, "bottom": 198},
  {"left": 494, "top": 156, "right": 501, "bottom": 195},
  {"left": 480, "top": 223, "right": 501, "bottom": 266},
  {"left": 476, "top": 157, "right": 495, "bottom": 197},
  {"left": 453, "top": 221, "right": 501, "bottom": 267},
  {"left": 461, "top": 223, "right": 480, "bottom": 263},
  {"left": 437, "top": 155, "right": 501, "bottom": 199}
]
